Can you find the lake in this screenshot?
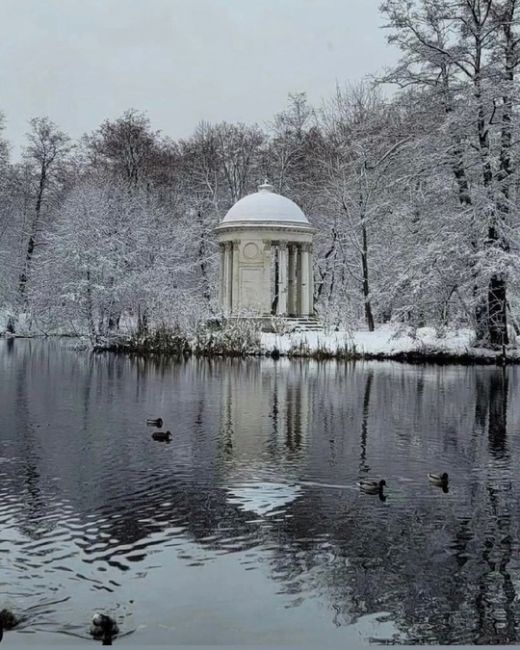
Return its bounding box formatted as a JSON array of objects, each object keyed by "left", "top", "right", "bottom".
[{"left": 0, "top": 339, "right": 519, "bottom": 645}]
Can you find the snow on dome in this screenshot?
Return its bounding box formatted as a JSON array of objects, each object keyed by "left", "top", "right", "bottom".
[{"left": 221, "top": 182, "right": 309, "bottom": 225}]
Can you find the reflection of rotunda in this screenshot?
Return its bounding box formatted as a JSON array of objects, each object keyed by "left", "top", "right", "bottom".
[
  {"left": 218, "top": 358, "right": 312, "bottom": 462},
  {"left": 214, "top": 183, "right": 316, "bottom": 318}
]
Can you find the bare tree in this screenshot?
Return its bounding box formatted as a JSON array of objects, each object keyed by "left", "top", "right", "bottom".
[
  {"left": 83, "top": 109, "right": 162, "bottom": 187},
  {"left": 18, "top": 117, "right": 71, "bottom": 307}
]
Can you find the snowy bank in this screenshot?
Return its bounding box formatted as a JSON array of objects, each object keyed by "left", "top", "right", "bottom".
[
  {"left": 14, "top": 322, "right": 518, "bottom": 365},
  {"left": 261, "top": 326, "right": 517, "bottom": 364}
]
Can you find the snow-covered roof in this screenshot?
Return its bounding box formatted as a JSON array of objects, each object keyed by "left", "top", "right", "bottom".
[{"left": 221, "top": 182, "right": 309, "bottom": 225}]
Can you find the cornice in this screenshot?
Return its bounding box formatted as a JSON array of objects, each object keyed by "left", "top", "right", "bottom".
[{"left": 214, "top": 221, "right": 316, "bottom": 236}]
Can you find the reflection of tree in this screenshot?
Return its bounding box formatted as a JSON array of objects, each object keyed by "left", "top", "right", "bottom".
[
  {"left": 4, "top": 345, "right": 520, "bottom": 644},
  {"left": 12, "top": 341, "right": 50, "bottom": 539},
  {"left": 472, "top": 369, "right": 517, "bottom": 644},
  {"left": 218, "top": 363, "right": 234, "bottom": 459},
  {"left": 359, "top": 369, "right": 373, "bottom": 476},
  {"left": 254, "top": 367, "right": 520, "bottom": 644},
  {"left": 474, "top": 374, "right": 488, "bottom": 432},
  {"left": 488, "top": 370, "right": 509, "bottom": 461}
]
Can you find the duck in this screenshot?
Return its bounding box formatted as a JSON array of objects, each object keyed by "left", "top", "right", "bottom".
[
  {"left": 146, "top": 418, "right": 163, "bottom": 427},
  {"left": 152, "top": 430, "right": 172, "bottom": 442},
  {"left": 357, "top": 479, "right": 386, "bottom": 494},
  {"left": 90, "top": 613, "right": 119, "bottom": 645},
  {"left": 0, "top": 610, "right": 18, "bottom": 630},
  {"left": 0, "top": 609, "right": 19, "bottom": 642},
  {"left": 428, "top": 472, "right": 449, "bottom": 487}
]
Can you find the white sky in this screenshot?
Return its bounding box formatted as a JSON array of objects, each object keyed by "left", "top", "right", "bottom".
[{"left": 0, "top": 0, "right": 398, "bottom": 155}]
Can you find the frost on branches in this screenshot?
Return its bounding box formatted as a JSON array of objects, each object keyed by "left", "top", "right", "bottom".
[{"left": 1, "top": 2, "right": 520, "bottom": 352}]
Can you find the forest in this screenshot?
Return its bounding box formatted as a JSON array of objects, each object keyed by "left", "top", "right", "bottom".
[{"left": 1, "top": 0, "right": 519, "bottom": 350}]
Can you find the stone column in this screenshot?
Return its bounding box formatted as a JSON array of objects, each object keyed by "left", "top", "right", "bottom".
[
  {"left": 300, "top": 243, "right": 310, "bottom": 316},
  {"left": 223, "top": 241, "right": 233, "bottom": 315},
  {"left": 219, "top": 243, "right": 225, "bottom": 310},
  {"left": 231, "top": 240, "right": 240, "bottom": 313},
  {"left": 263, "top": 240, "right": 272, "bottom": 315},
  {"left": 308, "top": 244, "right": 314, "bottom": 316},
  {"left": 288, "top": 243, "right": 298, "bottom": 316},
  {"left": 277, "top": 240, "right": 288, "bottom": 316}
]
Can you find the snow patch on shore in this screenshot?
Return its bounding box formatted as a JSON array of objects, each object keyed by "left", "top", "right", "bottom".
[{"left": 261, "top": 325, "right": 488, "bottom": 357}]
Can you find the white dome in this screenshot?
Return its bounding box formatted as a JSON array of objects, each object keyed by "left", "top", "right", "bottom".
[{"left": 221, "top": 183, "right": 309, "bottom": 224}]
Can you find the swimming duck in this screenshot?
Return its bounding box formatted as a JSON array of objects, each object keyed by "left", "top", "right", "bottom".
[
  {"left": 152, "top": 430, "right": 172, "bottom": 442},
  {"left": 0, "top": 609, "right": 19, "bottom": 642},
  {"left": 358, "top": 479, "right": 386, "bottom": 494},
  {"left": 0, "top": 610, "right": 18, "bottom": 630},
  {"left": 146, "top": 418, "right": 163, "bottom": 427},
  {"left": 90, "top": 613, "right": 119, "bottom": 645},
  {"left": 428, "top": 472, "right": 449, "bottom": 487}
]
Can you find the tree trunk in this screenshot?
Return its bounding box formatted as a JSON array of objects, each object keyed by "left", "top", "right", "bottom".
[
  {"left": 137, "top": 304, "right": 149, "bottom": 334},
  {"left": 473, "top": 38, "right": 509, "bottom": 347},
  {"left": 19, "top": 234, "right": 35, "bottom": 303},
  {"left": 197, "top": 211, "right": 211, "bottom": 308},
  {"left": 19, "top": 162, "right": 46, "bottom": 304},
  {"left": 474, "top": 292, "right": 488, "bottom": 342},
  {"left": 108, "top": 313, "right": 120, "bottom": 332},
  {"left": 485, "top": 0, "right": 517, "bottom": 349},
  {"left": 442, "top": 70, "right": 487, "bottom": 339},
  {"left": 361, "top": 220, "right": 374, "bottom": 332},
  {"left": 85, "top": 270, "right": 96, "bottom": 340},
  {"left": 316, "top": 232, "right": 337, "bottom": 301},
  {"left": 488, "top": 274, "right": 508, "bottom": 347}
]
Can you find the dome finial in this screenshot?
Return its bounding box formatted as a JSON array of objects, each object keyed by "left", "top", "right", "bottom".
[{"left": 258, "top": 179, "right": 274, "bottom": 193}]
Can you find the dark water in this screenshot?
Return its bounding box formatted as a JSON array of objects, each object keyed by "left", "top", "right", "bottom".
[{"left": 1, "top": 340, "right": 520, "bottom": 645}]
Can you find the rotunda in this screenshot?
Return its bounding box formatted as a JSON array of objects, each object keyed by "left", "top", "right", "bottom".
[{"left": 214, "top": 182, "right": 315, "bottom": 318}]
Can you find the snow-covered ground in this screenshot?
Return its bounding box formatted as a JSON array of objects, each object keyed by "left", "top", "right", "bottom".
[
  {"left": 2, "top": 314, "right": 516, "bottom": 362},
  {"left": 261, "top": 325, "right": 511, "bottom": 359}
]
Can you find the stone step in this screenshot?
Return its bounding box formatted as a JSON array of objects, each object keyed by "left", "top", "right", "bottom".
[
  {"left": 284, "top": 317, "right": 324, "bottom": 332},
  {"left": 284, "top": 317, "right": 320, "bottom": 323}
]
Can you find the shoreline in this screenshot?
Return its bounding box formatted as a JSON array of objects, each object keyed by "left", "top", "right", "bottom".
[
  {"left": 1, "top": 327, "right": 517, "bottom": 366},
  {"left": 91, "top": 346, "right": 515, "bottom": 365}
]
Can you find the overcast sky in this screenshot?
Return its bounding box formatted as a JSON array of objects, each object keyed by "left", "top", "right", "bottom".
[{"left": 0, "top": 0, "right": 398, "bottom": 155}]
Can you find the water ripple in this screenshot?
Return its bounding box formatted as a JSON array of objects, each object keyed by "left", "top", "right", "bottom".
[{"left": 1, "top": 343, "right": 520, "bottom": 644}]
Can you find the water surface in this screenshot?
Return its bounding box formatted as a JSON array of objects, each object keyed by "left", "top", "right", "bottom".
[{"left": 0, "top": 339, "right": 519, "bottom": 645}]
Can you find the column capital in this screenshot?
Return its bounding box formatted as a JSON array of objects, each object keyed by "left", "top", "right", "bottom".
[
  {"left": 262, "top": 239, "right": 272, "bottom": 251},
  {"left": 301, "top": 242, "right": 311, "bottom": 253},
  {"left": 288, "top": 242, "right": 298, "bottom": 252},
  {"left": 279, "top": 240, "right": 288, "bottom": 250},
  {"left": 232, "top": 240, "right": 240, "bottom": 250},
  {"left": 224, "top": 241, "right": 233, "bottom": 251}
]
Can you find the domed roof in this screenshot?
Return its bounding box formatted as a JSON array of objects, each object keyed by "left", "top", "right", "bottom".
[{"left": 221, "top": 182, "right": 309, "bottom": 225}]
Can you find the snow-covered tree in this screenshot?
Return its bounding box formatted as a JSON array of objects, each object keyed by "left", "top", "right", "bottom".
[
  {"left": 18, "top": 117, "right": 72, "bottom": 304},
  {"left": 381, "top": 0, "right": 520, "bottom": 346}
]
